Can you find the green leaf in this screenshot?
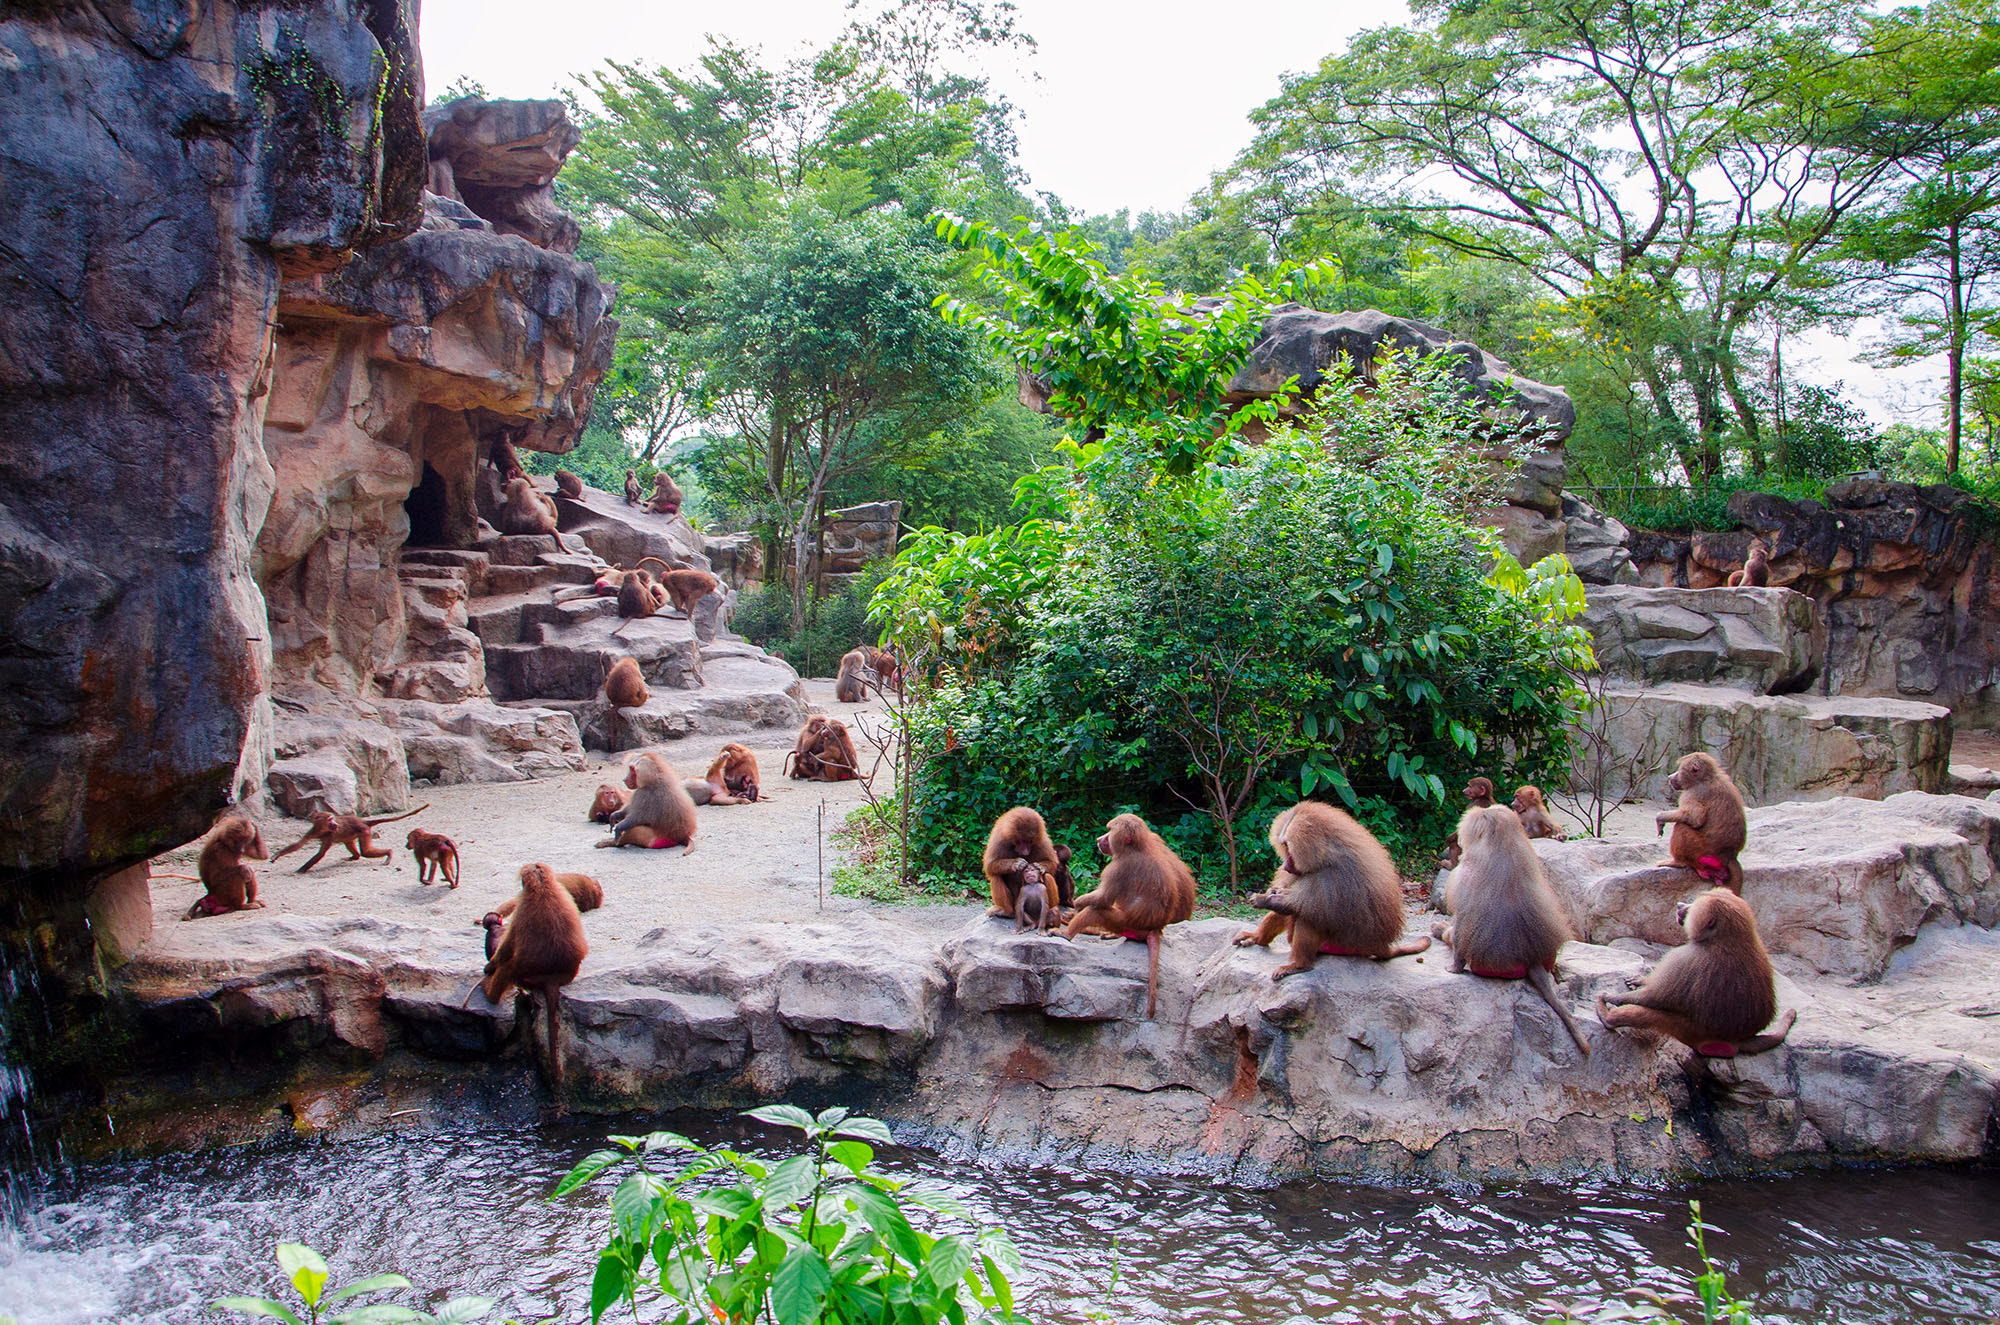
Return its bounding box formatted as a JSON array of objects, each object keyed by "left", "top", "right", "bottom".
[
  {"left": 426, "top": 1298, "right": 498, "bottom": 1324},
  {"left": 770, "top": 1246, "right": 834, "bottom": 1325},
  {"left": 745, "top": 1103, "right": 819, "bottom": 1134},
  {"left": 764, "top": 1154, "right": 819, "bottom": 1208},
  {"left": 588, "top": 1250, "right": 630, "bottom": 1325},
  {"left": 831, "top": 1116, "right": 894, "bottom": 1144},
  {"left": 826, "top": 1139, "right": 875, "bottom": 1174},
  {"left": 327, "top": 1273, "right": 413, "bottom": 1303},
  {"left": 212, "top": 1299, "right": 305, "bottom": 1325},
  {"left": 924, "top": 1235, "right": 976, "bottom": 1288},
  {"left": 846, "top": 1184, "right": 924, "bottom": 1264},
  {"left": 277, "top": 1245, "right": 329, "bottom": 1309},
  {"left": 328, "top": 1306, "right": 424, "bottom": 1324}
]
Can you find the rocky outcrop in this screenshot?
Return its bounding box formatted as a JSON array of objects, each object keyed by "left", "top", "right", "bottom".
[
  {"left": 818, "top": 501, "right": 902, "bottom": 587},
  {"left": 1629, "top": 480, "right": 2000, "bottom": 721},
  {"left": 1563, "top": 495, "right": 1638, "bottom": 585},
  {"left": 0, "top": 0, "right": 424, "bottom": 889},
  {"left": 424, "top": 98, "right": 581, "bottom": 254},
  {"left": 1583, "top": 586, "right": 1822, "bottom": 693}
]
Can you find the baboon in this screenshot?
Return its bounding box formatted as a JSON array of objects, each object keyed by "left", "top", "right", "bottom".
[
  {"left": 695, "top": 743, "right": 763, "bottom": 805},
  {"left": 1049, "top": 842, "right": 1076, "bottom": 909},
  {"left": 982, "top": 806, "right": 1063, "bottom": 918},
  {"left": 785, "top": 715, "right": 859, "bottom": 782},
  {"left": 1511, "top": 786, "right": 1563, "bottom": 841},
  {"left": 1440, "top": 776, "right": 1497, "bottom": 870},
  {"left": 648, "top": 471, "right": 684, "bottom": 516},
  {"left": 405, "top": 828, "right": 460, "bottom": 887},
  {"left": 1237, "top": 801, "right": 1429, "bottom": 979},
  {"left": 498, "top": 476, "right": 559, "bottom": 536},
  {"left": 1065, "top": 814, "right": 1197, "bottom": 1018},
  {"left": 835, "top": 646, "right": 902, "bottom": 702},
  {"left": 594, "top": 556, "right": 671, "bottom": 597},
  {"left": 1598, "top": 888, "right": 1797, "bottom": 1058},
  {"left": 1657, "top": 752, "right": 1748, "bottom": 892},
  {"left": 1015, "top": 867, "right": 1054, "bottom": 934},
  {"left": 587, "top": 783, "right": 628, "bottom": 824},
  {"left": 481, "top": 910, "right": 506, "bottom": 961},
  {"left": 596, "top": 752, "right": 698, "bottom": 852},
  {"left": 1727, "top": 538, "right": 1772, "bottom": 588},
  {"left": 624, "top": 469, "right": 642, "bottom": 506},
  {"left": 480, "top": 863, "right": 588, "bottom": 1085},
  {"left": 180, "top": 813, "right": 270, "bottom": 920},
  {"left": 1433, "top": 804, "right": 1592, "bottom": 1056},
  {"left": 604, "top": 656, "right": 649, "bottom": 708},
  {"left": 787, "top": 715, "right": 832, "bottom": 780},
  {"left": 494, "top": 870, "right": 603, "bottom": 919},
  {"left": 272, "top": 804, "right": 428, "bottom": 873},
  {"left": 553, "top": 469, "right": 584, "bottom": 499},
  {"left": 661, "top": 567, "right": 720, "bottom": 617},
  {"left": 616, "top": 568, "right": 666, "bottom": 619},
  {"left": 489, "top": 435, "right": 526, "bottom": 483}
]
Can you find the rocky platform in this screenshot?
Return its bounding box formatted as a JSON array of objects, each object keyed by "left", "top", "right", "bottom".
[{"left": 110, "top": 793, "right": 2000, "bottom": 1184}]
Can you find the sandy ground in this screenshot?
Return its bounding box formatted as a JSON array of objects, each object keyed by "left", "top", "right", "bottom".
[{"left": 147, "top": 679, "right": 981, "bottom": 957}]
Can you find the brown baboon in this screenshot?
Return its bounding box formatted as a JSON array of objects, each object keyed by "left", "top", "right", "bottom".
[
  {"left": 604, "top": 656, "right": 649, "bottom": 708},
  {"left": 1598, "top": 888, "right": 1796, "bottom": 1057},
  {"left": 1440, "top": 776, "right": 1497, "bottom": 870},
  {"left": 982, "top": 806, "right": 1063, "bottom": 918},
  {"left": 624, "top": 469, "right": 642, "bottom": 506},
  {"left": 661, "top": 568, "right": 720, "bottom": 617},
  {"left": 180, "top": 813, "right": 269, "bottom": 920},
  {"left": 405, "top": 828, "right": 460, "bottom": 887},
  {"left": 695, "top": 743, "right": 764, "bottom": 805},
  {"left": 596, "top": 752, "right": 697, "bottom": 852},
  {"left": 1511, "top": 786, "right": 1564, "bottom": 841},
  {"left": 1657, "top": 752, "right": 1748, "bottom": 892},
  {"left": 1237, "top": 801, "right": 1429, "bottom": 979},
  {"left": 1727, "top": 538, "right": 1772, "bottom": 588},
  {"left": 1433, "top": 805, "right": 1592, "bottom": 1056},
  {"left": 480, "top": 863, "right": 588, "bottom": 1084},
  {"left": 587, "top": 783, "right": 628, "bottom": 824},
  {"left": 490, "top": 435, "right": 526, "bottom": 483},
  {"left": 1015, "top": 868, "right": 1054, "bottom": 934},
  {"left": 616, "top": 568, "right": 667, "bottom": 620},
  {"left": 1065, "top": 814, "right": 1197, "bottom": 1018},
  {"left": 271, "top": 804, "right": 428, "bottom": 873},
  {"left": 498, "top": 476, "right": 559, "bottom": 535},
  {"left": 554, "top": 470, "right": 584, "bottom": 499},
  {"left": 785, "top": 715, "right": 859, "bottom": 782},
  {"left": 648, "top": 471, "right": 683, "bottom": 516},
  {"left": 834, "top": 648, "right": 872, "bottom": 704}
]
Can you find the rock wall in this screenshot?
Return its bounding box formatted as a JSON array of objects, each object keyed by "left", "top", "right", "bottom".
[
  {"left": 817, "top": 500, "right": 902, "bottom": 588},
  {"left": 0, "top": 0, "right": 424, "bottom": 892},
  {"left": 1628, "top": 480, "right": 2000, "bottom": 721}
]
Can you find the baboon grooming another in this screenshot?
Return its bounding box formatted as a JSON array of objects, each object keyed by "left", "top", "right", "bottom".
[
  {"left": 982, "top": 806, "right": 1064, "bottom": 918},
  {"left": 405, "top": 828, "right": 460, "bottom": 887},
  {"left": 180, "top": 813, "right": 269, "bottom": 919},
  {"left": 498, "top": 476, "right": 559, "bottom": 536},
  {"left": 1727, "top": 538, "right": 1772, "bottom": 588},
  {"left": 1657, "top": 752, "right": 1748, "bottom": 891},
  {"left": 616, "top": 568, "right": 667, "bottom": 619},
  {"left": 1598, "top": 888, "right": 1797, "bottom": 1058},
  {"left": 1237, "top": 801, "right": 1429, "bottom": 979},
  {"left": 480, "top": 863, "right": 588, "bottom": 1084},
  {"left": 785, "top": 715, "right": 860, "bottom": 782},
  {"left": 604, "top": 656, "right": 649, "bottom": 708},
  {"left": 1511, "top": 786, "right": 1563, "bottom": 841},
  {"left": 596, "top": 752, "right": 698, "bottom": 852},
  {"left": 1065, "top": 814, "right": 1197, "bottom": 1018},
  {"left": 272, "top": 804, "right": 428, "bottom": 873},
  {"left": 693, "top": 743, "right": 764, "bottom": 805},
  {"left": 1433, "top": 805, "right": 1592, "bottom": 1056}
]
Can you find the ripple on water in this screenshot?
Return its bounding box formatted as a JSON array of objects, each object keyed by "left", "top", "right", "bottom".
[{"left": 1, "top": 1117, "right": 1997, "bottom": 1325}]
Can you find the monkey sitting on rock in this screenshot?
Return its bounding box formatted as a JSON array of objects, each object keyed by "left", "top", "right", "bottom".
[{"left": 1598, "top": 888, "right": 1796, "bottom": 1058}]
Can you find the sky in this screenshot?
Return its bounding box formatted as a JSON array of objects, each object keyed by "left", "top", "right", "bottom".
[{"left": 419, "top": 0, "right": 1940, "bottom": 428}]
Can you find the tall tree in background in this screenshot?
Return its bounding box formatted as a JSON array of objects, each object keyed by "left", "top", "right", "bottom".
[
  {"left": 1834, "top": 0, "right": 2000, "bottom": 473},
  {"left": 1238, "top": 0, "right": 1931, "bottom": 482}
]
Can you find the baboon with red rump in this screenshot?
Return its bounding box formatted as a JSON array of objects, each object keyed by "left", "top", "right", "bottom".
[
  {"left": 272, "top": 803, "right": 428, "bottom": 873},
  {"left": 648, "top": 471, "right": 683, "bottom": 516},
  {"left": 982, "top": 806, "right": 1063, "bottom": 919},
  {"left": 1433, "top": 804, "right": 1592, "bottom": 1056},
  {"left": 480, "top": 863, "right": 588, "bottom": 1085},
  {"left": 1236, "top": 801, "right": 1428, "bottom": 979},
  {"left": 1598, "top": 888, "right": 1796, "bottom": 1057},
  {"left": 596, "top": 752, "right": 698, "bottom": 852},
  {"left": 1065, "top": 814, "right": 1197, "bottom": 1018},
  {"left": 177, "top": 813, "right": 270, "bottom": 920},
  {"left": 405, "top": 828, "right": 460, "bottom": 887},
  {"left": 1656, "top": 752, "right": 1748, "bottom": 891}
]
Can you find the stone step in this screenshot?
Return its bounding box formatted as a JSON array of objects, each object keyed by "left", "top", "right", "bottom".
[
  {"left": 1583, "top": 681, "right": 1950, "bottom": 805},
  {"left": 482, "top": 562, "right": 569, "bottom": 596},
  {"left": 1583, "top": 584, "right": 1822, "bottom": 695},
  {"left": 402, "top": 547, "right": 490, "bottom": 572},
  {"left": 563, "top": 647, "right": 809, "bottom": 748}
]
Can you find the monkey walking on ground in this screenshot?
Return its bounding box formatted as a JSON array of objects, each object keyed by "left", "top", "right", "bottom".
[
  {"left": 1065, "top": 814, "right": 1197, "bottom": 1018},
  {"left": 596, "top": 752, "right": 698, "bottom": 852},
  {"left": 168, "top": 813, "right": 270, "bottom": 920},
  {"left": 405, "top": 828, "right": 460, "bottom": 888},
  {"left": 1433, "top": 804, "right": 1593, "bottom": 1056},
  {"left": 1237, "top": 801, "right": 1429, "bottom": 979},
  {"left": 1657, "top": 752, "right": 1748, "bottom": 891},
  {"left": 272, "top": 804, "right": 429, "bottom": 873},
  {"left": 480, "top": 863, "right": 588, "bottom": 1085},
  {"left": 1598, "top": 888, "right": 1797, "bottom": 1058}
]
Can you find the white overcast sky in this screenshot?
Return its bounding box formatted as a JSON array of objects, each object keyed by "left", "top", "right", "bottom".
[{"left": 420, "top": 0, "right": 1939, "bottom": 427}]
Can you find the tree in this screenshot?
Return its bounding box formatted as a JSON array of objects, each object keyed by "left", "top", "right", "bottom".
[
  {"left": 1834, "top": 0, "right": 2000, "bottom": 473},
  {"left": 1238, "top": 0, "right": 1927, "bottom": 482},
  {"left": 697, "top": 207, "right": 991, "bottom": 633}
]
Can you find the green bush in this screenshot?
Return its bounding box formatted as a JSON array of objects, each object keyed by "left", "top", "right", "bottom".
[
  {"left": 1606, "top": 472, "right": 1830, "bottom": 533},
  {"left": 737, "top": 563, "right": 894, "bottom": 678},
  {"left": 873, "top": 355, "right": 1593, "bottom": 895}
]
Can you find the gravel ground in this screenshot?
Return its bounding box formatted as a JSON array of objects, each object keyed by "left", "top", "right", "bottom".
[{"left": 145, "top": 679, "right": 980, "bottom": 957}]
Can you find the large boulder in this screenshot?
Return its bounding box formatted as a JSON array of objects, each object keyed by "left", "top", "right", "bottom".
[
  {"left": 1582, "top": 585, "right": 1823, "bottom": 693},
  {"left": 424, "top": 98, "right": 582, "bottom": 253},
  {"left": 1563, "top": 494, "right": 1638, "bottom": 585},
  {"left": 554, "top": 484, "right": 708, "bottom": 571},
  {"left": 0, "top": 0, "right": 423, "bottom": 891}
]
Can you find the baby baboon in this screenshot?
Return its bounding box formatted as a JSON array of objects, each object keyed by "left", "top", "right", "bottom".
[
  {"left": 596, "top": 752, "right": 698, "bottom": 852},
  {"left": 1657, "top": 752, "right": 1747, "bottom": 891},
  {"left": 1598, "top": 888, "right": 1796, "bottom": 1057},
  {"left": 1015, "top": 865, "right": 1054, "bottom": 934},
  {"left": 1440, "top": 776, "right": 1497, "bottom": 870},
  {"left": 1433, "top": 805, "right": 1592, "bottom": 1056},
  {"left": 587, "top": 783, "right": 628, "bottom": 824},
  {"left": 481, "top": 863, "right": 588, "bottom": 1084},
  {"left": 498, "top": 476, "right": 559, "bottom": 536},
  {"left": 490, "top": 434, "right": 526, "bottom": 483},
  {"left": 1238, "top": 801, "right": 1428, "bottom": 979},
  {"left": 623, "top": 469, "right": 642, "bottom": 505},
  {"left": 405, "top": 828, "right": 460, "bottom": 887},
  {"left": 182, "top": 813, "right": 270, "bottom": 920},
  {"left": 1065, "top": 814, "right": 1197, "bottom": 1018},
  {"left": 554, "top": 469, "right": 584, "bottom": 499},
  {"left": 272, "top": 804, "right": 428, "bottom": 873},
  {"left": 604, "top": 656, "right": 649, "bottom": 708},
  {"left": 982, "top": 806, "right": 1063, "bottom": 918},
  {"left": 1726, "top": 538, "right": 1772, "bottom": 588},
  {"left": 1511, "top": 785, "right": 1563, "bottom": 841}
]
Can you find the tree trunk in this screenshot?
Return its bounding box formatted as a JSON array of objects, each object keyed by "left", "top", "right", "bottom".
[{"left": 1947, "top": 221, "right": 1965, "bottom": 475}]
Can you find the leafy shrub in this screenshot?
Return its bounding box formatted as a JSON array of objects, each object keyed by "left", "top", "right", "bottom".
[
  {"left": 216, "top": 1242, "right": 495, "bottom": 1323},
  {"left": 1606, "top": 473, "right": 1830, "bottom": 533},
  {"left": 736, "top": 563, "right": 893, "bottom": 678}
]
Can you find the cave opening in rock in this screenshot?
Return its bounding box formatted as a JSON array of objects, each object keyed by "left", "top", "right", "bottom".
[{"left": 405, "top": 462, "right": 450, "bottom": 547}]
